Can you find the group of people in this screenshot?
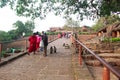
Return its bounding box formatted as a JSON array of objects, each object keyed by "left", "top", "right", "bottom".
[
  {"left": 27, "top": 31, "right": 48, "bottom": 57},
  {"left": 57, "top": 32, "right": 71, "bottom": 39}
]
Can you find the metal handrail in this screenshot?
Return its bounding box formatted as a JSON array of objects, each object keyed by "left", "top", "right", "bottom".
[{"left": 75, "top": 39, "right": 120, "bottom": 79}]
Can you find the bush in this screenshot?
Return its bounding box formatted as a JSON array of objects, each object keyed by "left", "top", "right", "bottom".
[
  {"left": 79, "top": 32, "right": 91, "bottom": 35},
  {"left": 46, "top": 32, "right": 62, "bottom": 35},
  {"left": 0, "top": 49, "right": 13, "bottom": 58},
  {"left": 0, "top": 51, "right": 5, "bottom": 58},
  {"left": 103, "top": 37, "right": 120, "bottom": 42},
  {"left": 111, "top": 38, "right": 120, "bottom": 42}
]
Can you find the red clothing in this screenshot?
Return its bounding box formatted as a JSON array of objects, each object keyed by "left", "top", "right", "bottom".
[
  {"left": 58, "top": 34, "right": 61, "bottom": 38},
  {"left": 62, "top": 32, "right": 65, "bottom": 37},
  {"left": 28, "top": 35, "right": 37, "bottom": 53},
  {"left": 36, "top": 35, "right": 42, "bottom": 49}
]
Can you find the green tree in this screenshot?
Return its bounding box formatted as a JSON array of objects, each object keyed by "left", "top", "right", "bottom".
[
  {"left": 8, "top": 30, "right": 18, "bottom": 40},
  {"left": 13, "top": 20, "right": 26, "bottom": 37},
  {"left": 103, "top": 15, "right": 120, "bottom": 25},
  {"left": 0, "top": 31, "right": 11, "bottom": 41},
  {"left": 0, "top": 20, "right": 35, "bottom": 41},
  {"left": 24, "top": 20, "right": 35, "bottom": 36},
  {"left": 63, "top": 18, "right": 80, "bottom": 31},
  {"left": 65, "top": 18, "right": 80, "bottom": 27},
  {"left": 0, "top": 0, "right": 119, "bottom": 20},
  {"left": 13, "top": 20, "right": 35, "bottom": 37},
  {"left": 63, "top": 25, "right": 71, "bottom": 31},
  {"left": 92, "top": 22, "right": 104, "bottom": 32},
  {"left": 100, "top": 0, "right": 120, "bottom": 16}
]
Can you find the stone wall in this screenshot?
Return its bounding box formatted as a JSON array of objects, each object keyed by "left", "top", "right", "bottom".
[
  {"left": 0, "top": 35, "right": 58, "bottom": 52},
  {"left": 78, "top": 34, "right": 97, "bottom": 42}
]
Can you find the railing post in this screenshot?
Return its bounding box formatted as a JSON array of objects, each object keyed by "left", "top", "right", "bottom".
[
  {"left": 26, "top": 40, "right": 27, "bottom": 50},
  {"left": 75, "top": 41, "right": 77, "bottom": 48},
  {"left": 71, "top": 35, "right": 73, "bottom": 44},
  {"left": 0, "top": 44, "right": 2, "bottom": 62},
  {"left": 75, "top": 40, "right": 77, "bottom": 49},
  {"left": 53, "top": 35, "right": 55, "bottom": 40},
  {"left": 79, "top": 45, "right": 82, "bottom": 65},
  {"left": 103, "top": 66, "right": 110, "bottom": 80},
  {"left": 73, "top": 38, "right": 76, "bottom": 47},
  {"left": 0, "top": 44, "right": 2, "bottom": 53},
  {"left": 50, "top": 35, "right": 52, "bottom": 42}
]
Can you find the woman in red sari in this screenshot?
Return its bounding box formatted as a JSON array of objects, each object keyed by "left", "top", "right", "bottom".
[{"left": 28, "top": 33, "right": 37, "bottom": 55}]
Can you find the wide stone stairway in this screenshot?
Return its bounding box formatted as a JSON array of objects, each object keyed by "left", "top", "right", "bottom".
[{"left": 0, "top": 37, "right": 93, "bottom": 80}]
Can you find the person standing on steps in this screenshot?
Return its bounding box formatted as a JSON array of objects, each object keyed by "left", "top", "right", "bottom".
[
  {"left": 36, "top": 31, "right": 42, "bottom": 52},
  {"left": 27, "top": 33, "right": 37, "bottom": 55},
  {"left": 41, "top": 31, "right": 48, "bottom": 57}
]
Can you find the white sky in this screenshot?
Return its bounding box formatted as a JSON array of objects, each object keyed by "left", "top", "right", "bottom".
[{"left": 0, "top": 6, "right": 96, "bottom": 32}]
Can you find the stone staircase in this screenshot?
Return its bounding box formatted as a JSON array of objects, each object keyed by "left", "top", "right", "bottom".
[
  {"left": 83, "top": 53, "right": 120, "bottom": 67},
  {"left": 84, "top": 36, "right": 101, "bottom": 44},
  {"left": 82, "top": 50, "right": 120, "bottom": 80},
  {"left": 83, "top": 36, "right": 120, "bottom": 66},
  {"left": 81, "top": 36, "right": 120, "bottom": 79}
]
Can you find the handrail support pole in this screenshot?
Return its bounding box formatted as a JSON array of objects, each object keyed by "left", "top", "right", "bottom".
[
  {"left": 79, "top": 45, "right": 82, "bottom": 65},
  {"left": 103, "top": 66, "right": 110, "bottom": 80},
  {"left": 0, "top": 44, "right": 2, "bottom": 62}
]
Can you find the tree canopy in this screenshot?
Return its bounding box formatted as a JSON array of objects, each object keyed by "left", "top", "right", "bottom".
[
  {"left": 0, "top": 20, "right": 35, "bottom": 41},
  {"left": 13, "top": 20, "right": 35, "bottom": 37},
  {"left": 63, "top": 18, "right": 80, "bottom": 32},
  {"left": 65, "top": 18, "right": 80, "bottom": 27},
  {"left": 0, "top": 0, "right": 120, "bottom": 20}
]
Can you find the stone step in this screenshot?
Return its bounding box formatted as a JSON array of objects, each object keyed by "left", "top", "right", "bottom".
[
  {"left": 83, "top": 53, "right": 120, "bottom": 60},
  {"left": 99, "top": 53, "right": 120, "bottom": 58},
  {"left": 84, "top": 58, "right": 120, "bottom": 66},
  {"left": 92, "top": 50, "right": 114, "bottom": 54},
  {"left": 83, "top": 49, "right": 114, "bottom": 54}
]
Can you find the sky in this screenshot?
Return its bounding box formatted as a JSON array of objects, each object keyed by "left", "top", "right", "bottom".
[{"left": 0, "top": 6, "right": 96, "bottom": 32}]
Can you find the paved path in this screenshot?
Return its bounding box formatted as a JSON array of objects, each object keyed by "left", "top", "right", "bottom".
[{"left": 0, "top": 38, "right": 74, "bottom": 80}]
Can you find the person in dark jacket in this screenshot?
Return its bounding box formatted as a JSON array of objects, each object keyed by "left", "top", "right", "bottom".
[{"left": 41, "top": 31, "right": 48, "bottom": 57}]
